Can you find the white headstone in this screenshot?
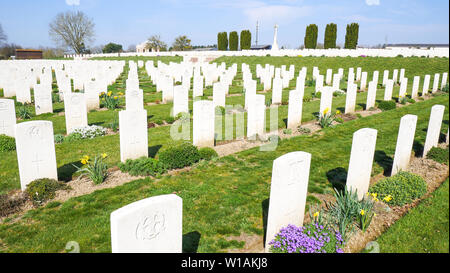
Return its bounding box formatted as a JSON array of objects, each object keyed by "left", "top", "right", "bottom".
[
  {"left": 0, "top": 99, "right": 16, "bottom": 137},
  {"left": 345, "top": 83, "right": 357, "bottom": 114},
  {"left": 119, "top": 109, "right": 148, "bottom": 162},
  {"left": 272, "top": 77, "right": 282, "bottom": 105},
  {"left": 391, "top": 115, "right": 418, "bottom": 176},
  {"left": 15, "top": 121, "right": 58, "bottom": 190},
  {"left": 346, "top": 128, "right": 378, "bottom": 200},
  {"left": 247, "top": 94, "right": 265, "bottom": 139},
  {"left": 34, "top": 84, "right": 53, "bottom": 115},
  {"left": 384, "top": 79, "right": 394, "bottom": 101},
  {"left": 287, "top": 90, "right": 303, "bottom": 129},
  {"left": 212, "top": 82, "right": 226, "bottom": 108},
  {"left": 319, "top": 87, "right": 333, "bottom": 117},
  {"left": 173, "top": 86, "right": 189, "bottom": 117},
  {"left": 193, "top": 100, "right": 215, "bottom": 147},
  {"left": 399, "top": 77, "right": 408, "bottom": 98},
  {"left": 64, "top": 92, "right": 88, "bottom": 134},
  {"left": 432, "top": 73, "right": 440, "bottom": 93},
  {"left": 423, "top": 105, "right": 445, "bottom": 157},
  {"left": 126, "top": 88, "right": 144, "bottom": 110},
  {"left": 366, "top": 81, "right": 377, "bottom": 110},
  {"left": 441, "top": 72, "right": 448, "bottom": 90},
  {"left": 411, "top": 76, "right": 420, "bottom": 99},
  {"left": 265, "top": 151, "right": 311, "bottom": 253},
  {"left": 422, "top": 75, "right": 430, "bottom": 95},
  {"left": 110, "top": 194, "right": 182, "bottom": 253}
]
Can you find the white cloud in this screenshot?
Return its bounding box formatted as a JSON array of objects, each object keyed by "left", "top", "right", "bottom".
[
  {"left": 66, "top": 0, "right": 80, "bottom": 6},
  {"left": 365, "top": 0, "right": 380, "bottom": 6}
]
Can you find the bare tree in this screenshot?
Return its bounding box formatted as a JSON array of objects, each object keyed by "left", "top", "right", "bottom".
[
  {"left": 171, "top": 35, "right": 192, "bottom": 51},
  {"left": 49, "top": 11, "right": 95, "bottom": 54},
  {"left": 146, "top": 35, "right": 167, "bottom": 51},
  {"left": 0, "top": 23, "right": 7, "bottom": 45}
]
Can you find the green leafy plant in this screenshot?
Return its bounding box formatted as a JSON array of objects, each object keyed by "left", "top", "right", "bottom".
[
  {"left": 74, "top": 154, "right": 109, "bottom": 184},
  {"left": 158, "top": 142, "right": 201, "bottom": 169},
  {"left": 377, "top": 100, "right": 396, "bottom": 111},
  {"left": 100, "top": 91, "right": 121, "bottom": 110},
  {"left": 25, "top": 178, "right": 69, "bottom": 206},
  {"left": 297, "top": 126, "right": 311, "bottom": 134},
  {"left": 442, "top": 83, "right": 449, "bottom": 93},
  {"left": 283, "top": 128, "right": 292, "bottom": 135},
  {"left": 54, "top": 134, "right": 65, "bottom": 144},
  {"left": 318, "top": 109, "right": 340, "bottom": 128},
  {"left": 17, "top": 105, "right": 32, "bottom": 119},
  {"left": 303, "top": 94, "right": 312, "bottom": 102},
  {"left": 326, "top": 188, "right": 360, "bottom": 241},
  {"left": 369, "top": 172, "right": 427, "bottom": 206},
  {"left": 118, "top": 157, "right": 167, "bottom": 177},
  {"left": 198, "top": 147, "right": 218, "bottom": 161},
  {"left": 357, "top": 199, "right": 375, "bottom": 232},
  {"left": 426, "top": 146, "right": 449, "bottom": 165},
  {"left": 0, "top": 134, "right": 16, "bottom": 152},
  {"left": 106, "top": 116, "right": 119, "bottom": 132}
]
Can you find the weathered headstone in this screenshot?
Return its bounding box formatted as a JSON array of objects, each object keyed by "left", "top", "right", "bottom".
[
  {"left": 265, "top": 151, "right": 311, "bottom": 253},
  {"left": 64, "top": 92, "right": 88, "bottom": 134},
  {"left": 423, "top": 105, "right": 445, "bottom": 157},
  {"left": 15, "top": 121, "right": 58, "bottom": 190},
  {"left": 287, "top": 90, "right": 303, "bottom": 129},
  {"left": 391, "top": 115, "right": 418, "bottom": 176},
  {"left": 384, "top": 79, "right": 394, "bottom": 101},
  {"left": 0, "top": 99, "right": 16, "bottom": 137},
  {"left": 119, "top": 109, "right": 148, "bottom": 162},
  {"left": 193, "top": 100, "right": 215, "bottom": 147},
  {"left": 346, "top": 128, "right": 378, "bottom": 200},
  {"left": 34, "top": 84, "right": 53, "bottom": 115},
  {"left": 110, "top": 194, "right": 182, "bottom": 253},
  {"left": 126, "top": 88, "right": 144, "bottom": 110}
]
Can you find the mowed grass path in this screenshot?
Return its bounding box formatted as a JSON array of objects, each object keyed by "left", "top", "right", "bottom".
[
  {"left": 1, "top": 56, "right": 448, "bottom": 193},
  {"left": 0, "top": 94, "right": 448, "bottom": 253},
  {"left": 376, "top": 178, "right": 449, "bottom": 253}
]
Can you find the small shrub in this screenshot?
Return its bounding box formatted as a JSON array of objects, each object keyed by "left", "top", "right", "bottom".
[
  {"left": 426, "top": 146, "right": 449, "bottom": 165},
  {"left": 369, "top": 172, "right": 427, "bottom": 206},
  {"left": 283, "top": 128, "right": 292, "bottom": 135},
  {"left": 305, "top": 78, "right": 315, "bottom": 87},
  {"left": 269, "top": 223, "right": 344, "bottom": 253},
  {"left": 198, "top": 147, "right": 218, "bottom": 161},
  {"left": 165, "top": 116, "right": 176, "bottom": 124},
  {"left": 398, "top": 96, "right": 407, "bottom": 105},
  {"left": 153, "top": 118, "right": 164, "bottom": 125},
  {"left": 17, "top": 105, "right": 32, "bottom": 119},
  {"left": 158, "top": 142, "right": 201, "bottom": 169},
  {"left": 25, "top": 178, "right": 68, "bottom": 206},
  {"left": 407, "top": 98, "right": 416, "bottom": 104},
  {"left": 118, "top": 157, "right": 167, "bottom": 176},
  {"left": 54, "top": 134, "right": 65, "bottom": 144},
  {"left": 312, "top": 92, "right": 321, "bottom": 99},
  {"left": 333, "top": 90, "right": 345, "bottom": 97},
  {"left": 377, "top": 100, "right": 396, "bottom": 111},
  {"left": 442, "top": 83, "right": 449, "bottom": 93},
  {"left": 303, "top": 94, "right": 312, "bottom": 102},
  {"left": 0, "top": 134, "right": 16, "bottom": 152},
  {"left": 297, "top": 126, "right": 311, "bottom": 134},
  {"left": 52, "top": 93, "right": 61, "bottom": 103}
]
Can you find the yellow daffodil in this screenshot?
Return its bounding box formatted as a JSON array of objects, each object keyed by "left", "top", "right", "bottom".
[
  {"left": 313, "top": 211, "right": 319, "bottom": 218},
  {"left": 107, "top": 91, "right": 112, "bottom": 96},
  {"left": 323, "top": 108, "right": 329, "bottom": 115},
  {"left": 336, "top": 110, "right": 341, "bottom": 115},
  {"left": 360, "top": 209, "right": 365, "bottom": 216},
  {"left": 102, "top": 153, "right": 108, "bottom": 159},
  {"left": 383, "top": 195, "right": 392, "bottom": 202},
  {"left": 114, "top": 96, "right": 118, "bottom": 100},
  {"left": 118, "top": 92, "right": 124, "bottom": 96},
  {"left": 81, "top": 159, "right": 88, "bottom": 165}
]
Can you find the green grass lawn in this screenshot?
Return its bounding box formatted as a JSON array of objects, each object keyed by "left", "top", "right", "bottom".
[
  {"left": 0, "top": 94, "right": 448, "bottom": 253},
  {"left": 375, "top": 178, "right": 449, "bottom": 253}
]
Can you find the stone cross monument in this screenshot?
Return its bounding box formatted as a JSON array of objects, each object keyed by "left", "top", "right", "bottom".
[{"left": 272, "top": 24, "right": 279, "bottom": 51}]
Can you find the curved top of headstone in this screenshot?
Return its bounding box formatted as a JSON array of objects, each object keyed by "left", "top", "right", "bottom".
[{"left": 111, "top": 194, "right": 181, "bottom": 218}]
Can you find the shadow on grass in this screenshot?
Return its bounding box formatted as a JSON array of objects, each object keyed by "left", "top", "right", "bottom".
[
  {"left": 413, "top": 140, "right": 424, "bottom": 157},
  {"left": 374, "top": 150, "right": 393, "bottom": 176},
  {"left": 358, "top": 103, "right": 366, "bottom": 109},
  {"left": 326, "top": 167, "right": 347, "bottom": 192},
  {"left": 283, "top": 118, "right": 288, "bottom": 128},
  {"left": 182, "top": 231, "right": 201, "bottom": 253},
  {"left": 148, "top": 145, "right": 162, "bottom": 158},
  {"left": 262, "top": 198, "right": 269, "bottom": 248},
  {"left": 58, "top": 161, "right": 82, "bottom": 182},
  {"left": 336, "top": 107, "right": 345, "bottom": 113}
]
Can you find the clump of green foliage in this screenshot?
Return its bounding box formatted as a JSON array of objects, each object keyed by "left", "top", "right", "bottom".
[
  {"left": 0, "top": 134, "right": 16, "bottom": 152},
  {"left": 377, "top": 100, "right": 396, "bottom": 111},
  {"left": 158, "top": 142, "right": 201, "bottom": 169},
  {"left": 118, "top": 157, "right": 167, "bottom": 177},
  {"left": 369, "top": 172, "right": 427, "bottom": 206},
  {"left": 426, "top": 146, "right": 449, "bottom": 165},
  {"left": 25, "top": 178, "right": 69, "bottom": 206},
  {"left": 198, "top": 147, "right": 218, "bottom": 161}
]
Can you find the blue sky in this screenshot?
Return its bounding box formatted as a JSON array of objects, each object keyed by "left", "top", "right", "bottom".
[{"left": 0, "top": 0, "right": 448, "bottom": 50}]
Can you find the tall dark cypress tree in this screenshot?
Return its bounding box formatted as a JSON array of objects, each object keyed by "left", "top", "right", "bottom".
[
  {"left": 217, "top": 32, "right": 228, "bottom": 50},
  {"left": 324, "top": 23, "right": 337, "bottom": 49},
  {"left": 304, "top": 24, "right": 318, "bottom": 49},
  {"left": 344, "top": 23, "right": 359, "bottom": 49},
  {"left": 229, "top": 31, "right": 238, "bottom": 51},
  {"left": 240, "top": 30, "right": 251, "bottom": 50}
]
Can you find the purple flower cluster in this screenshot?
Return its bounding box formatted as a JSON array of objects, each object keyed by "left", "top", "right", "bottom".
[
  {"left": 269, "top": 223, "right": 345, "bottom": 253},
  {"left": 360, "top": 55, "right": 367, "bottom": 57}
]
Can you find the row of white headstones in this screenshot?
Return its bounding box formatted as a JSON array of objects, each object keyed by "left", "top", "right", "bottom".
[
  {"left": 1, "top": 62, "right": 449, "bottom": 189},
  {"left": 109, "top": 104, "right": 448, "bottom": 253}
]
